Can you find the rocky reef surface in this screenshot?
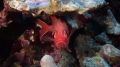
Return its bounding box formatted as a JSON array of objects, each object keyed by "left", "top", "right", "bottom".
[{"left": 0, "top": 0, "right": 120, "bottom": 67}]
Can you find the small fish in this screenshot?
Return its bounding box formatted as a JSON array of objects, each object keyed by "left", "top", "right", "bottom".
[{"left": 37, "top": 16, "right": 71, "bottom": 51}]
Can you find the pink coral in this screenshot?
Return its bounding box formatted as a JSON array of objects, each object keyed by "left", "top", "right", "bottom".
[{"left": 50, "top": 45, "right": 62, "bottom": 63}]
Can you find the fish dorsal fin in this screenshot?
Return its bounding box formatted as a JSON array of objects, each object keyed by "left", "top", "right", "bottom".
[
  {"left": 50, "top": 16, "right": 57, "bottom": 24},
  {"left": 50, "top": 16, "right": 61, "bottom": 24},
  {"left": 37, "top": 19, "right": 51, "bottom": 38}
]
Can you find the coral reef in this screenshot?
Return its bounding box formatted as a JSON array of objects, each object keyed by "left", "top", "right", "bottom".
[
  {"left": 0, "top": 0, "right": 120, "bottom": 67},
  {"left": 40, "top": 55, "right": 58, "bottom": 67},
  {"left": 5, "top": 0, "right": 106, "bottom": 15},
  {"left": 82, "top": 56, "right": 110, "bottom": 67},
  {"left": 99, "top": 44, "right": 120, "bottom": 65},
  {"left": 104, "top": 10, "right": 120, "bottom": 35}
]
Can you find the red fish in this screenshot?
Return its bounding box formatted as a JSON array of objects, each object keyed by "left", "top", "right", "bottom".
[{"left": 37, "top": 16, "right": 71, "bottom": 51}]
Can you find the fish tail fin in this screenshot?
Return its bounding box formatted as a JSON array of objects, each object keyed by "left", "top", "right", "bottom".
[{"left": 37, "top": 19, "right": 51, "bottom": 38}]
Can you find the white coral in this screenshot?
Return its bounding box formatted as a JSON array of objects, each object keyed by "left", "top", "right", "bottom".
[{"left": 40, "top": 55, "right": 58, "bottom": 67}]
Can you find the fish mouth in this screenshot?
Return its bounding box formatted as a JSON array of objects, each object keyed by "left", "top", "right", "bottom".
[
  {"left": 56, "top": 41, "right": 66, "bottom": 46},
  {"left": 55, "top": 41, "right": 67, "bottom": 49}
]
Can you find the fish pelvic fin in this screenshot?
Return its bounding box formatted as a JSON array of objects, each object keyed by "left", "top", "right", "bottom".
[{"left": 66, "top": 47, "right": 72, "bottom": 52}]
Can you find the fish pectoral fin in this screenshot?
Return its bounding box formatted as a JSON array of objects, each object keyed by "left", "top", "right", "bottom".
[
  {"left": 37, "top": 19, "right": 51, "bottom": 38},
  {"left": 40, "top": 36, "right": 54, "bottom": 42}
]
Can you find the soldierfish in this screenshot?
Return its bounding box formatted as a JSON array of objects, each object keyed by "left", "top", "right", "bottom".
[{"left": 37, "top": 16, "right": 71, "bottom": 51}]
